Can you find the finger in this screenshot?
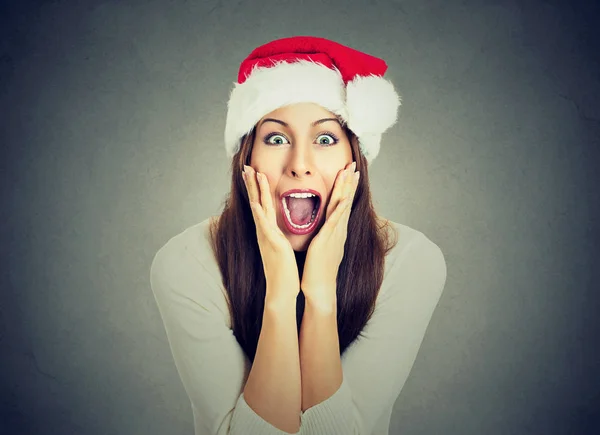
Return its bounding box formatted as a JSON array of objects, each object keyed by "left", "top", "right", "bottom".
[
  {"left": 342, "top": 161, "right": 357, "bottom": 198},
  {"left": 338, "top": 162, "right": 359, "bottom": 214},
  {"left": 341, "top": 195, "right": 353, "bottom": 224},
  {"left": 343, "top": 161, "right": 357, "bottom": 200},
  {"left": 324, "top": 197, "right": 351, "bottom": 238},
  {"left": 242, "top": 170, "right": 251, "bottom": 202},
  {"left": 247, "top": 200, "right": 261, "bottom": 238},
  {"left": 335, "top": 198, "right": 353, "bottom": 239},
  {"left": 338, "top": 162, "right": 356, "bottom": 210},
  {"left": 251, "top": 200, "right": 284, "bottom": 251},
  {"left": 249, "top": 200, "right": 268, "bottom": 242},
  {"left": 243, "top": 165, "right": 260, "bottom": 206},
  {"left": 339, "top": 170, "right": 358, "bottom": 230},
  {"left": 327, "top": 169, "right": 342, "bottom": 218},
  {"left": 327, "top": 164, "right": 351, "bottom": 220},
  {"left": 341, "top": 186, "right": 354, "bottom": 229},
  {"left": 349, "top": 169, "right": 360, "bottom": 201},
  {"left": 257, "top": 172, "right": 276, "bottom": 225}
]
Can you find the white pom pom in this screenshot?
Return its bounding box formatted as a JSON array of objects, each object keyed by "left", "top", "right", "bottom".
[
  {"left": 357, "top": 133, "right": 382, "bottom": 165},
  {"left": 345, "top": 75, "right": 401, "bottom": 137}
]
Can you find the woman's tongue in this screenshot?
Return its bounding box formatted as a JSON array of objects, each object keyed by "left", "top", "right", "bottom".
[{"left": 286, "top": 197, "right": 315, "bottom": 226}]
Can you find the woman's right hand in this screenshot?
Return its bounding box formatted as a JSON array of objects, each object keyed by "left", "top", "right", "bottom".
[{"left": 243, "top": 165, "right": 300, "bottom": 301}]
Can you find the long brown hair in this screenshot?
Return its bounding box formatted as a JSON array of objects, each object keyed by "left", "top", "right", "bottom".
[{"left": 208, "top": 123, "right": 398, "bottom": 363}]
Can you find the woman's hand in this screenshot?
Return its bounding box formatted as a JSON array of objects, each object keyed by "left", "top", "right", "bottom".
[
  {"left": 301, "top": 161, "right": 360, "bottom": 307},
  {"left": 243, "top": 165, "right": 300, "bottom": 302}
]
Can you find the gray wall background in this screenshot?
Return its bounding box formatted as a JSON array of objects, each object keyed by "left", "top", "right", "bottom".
[{"left": 1, "top": 0, "right": 599, "bottom": 434}]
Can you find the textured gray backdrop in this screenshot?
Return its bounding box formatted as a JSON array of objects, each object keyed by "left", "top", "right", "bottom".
[{"left": 1, "top": 0, "right": 599, "bottom": 434}]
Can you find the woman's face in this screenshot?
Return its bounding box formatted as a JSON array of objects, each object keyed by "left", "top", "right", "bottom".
[{"left": 250, "top": 102, "right": 353, "bottom": 252}]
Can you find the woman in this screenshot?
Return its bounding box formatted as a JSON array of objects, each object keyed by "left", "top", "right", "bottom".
[{"left": 150, "top": 36, "right": 447, "bottom": 435}]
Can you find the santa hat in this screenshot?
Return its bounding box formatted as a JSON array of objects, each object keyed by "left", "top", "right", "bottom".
[{"left": 224, "top": 36, "right": 401, "bottom": 165}]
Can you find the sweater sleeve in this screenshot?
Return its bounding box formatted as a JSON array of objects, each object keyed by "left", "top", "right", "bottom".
[
  {"left": 299, "top": 232, "right": 447, "bottom": 435},
  {"left": 150, "top": 234, "right": 300, "bottom": 435}
]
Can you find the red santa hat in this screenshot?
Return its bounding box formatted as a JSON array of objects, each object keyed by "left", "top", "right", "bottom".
[{"left": 224, "top": 36, "right": 401, "bottom": 165}]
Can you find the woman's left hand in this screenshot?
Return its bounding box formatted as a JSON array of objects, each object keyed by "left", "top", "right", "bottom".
[{"left": 301, "top": 161, "right": 360, "bottom": 307}]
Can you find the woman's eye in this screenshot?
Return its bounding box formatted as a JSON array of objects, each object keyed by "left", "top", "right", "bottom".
[
  {"left": 316, "top": 134, "right": 338, "bottom": 146},
  {"left": 265, "top": 134, "right": 289, "bottom": 145}
]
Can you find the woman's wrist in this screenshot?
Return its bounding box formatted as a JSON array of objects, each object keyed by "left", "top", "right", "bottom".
[
  {"left": 302, "top": 284, "right": 337, "bottom": 315},
  {"left": 265, "top": 289, "right": 299, "bottom": 313}
]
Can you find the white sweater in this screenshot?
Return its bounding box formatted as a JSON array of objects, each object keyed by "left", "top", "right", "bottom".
[{"left": 149, "top": 217, "right": 447, "bottom": 435}]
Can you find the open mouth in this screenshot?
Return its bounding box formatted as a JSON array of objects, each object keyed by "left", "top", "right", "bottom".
[{"left": 280, "top": 194, "right": 321, "bottom": 235}]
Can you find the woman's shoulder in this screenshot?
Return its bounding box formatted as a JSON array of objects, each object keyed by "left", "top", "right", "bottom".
[
  {"left": 375, "top": 217, "right": 446, "bottom": 303},
  {"left": 153, "top": 218, "right": 215, "bottom": 261},
  {"left": 377, "top": 216, "right": 413, "bottom": 251},
  {"left": 149, "top": 217, "right": 233, "bottom": 326},
  {"left": 377, "top": 216, "right": 444, "bottom": 265},
  {"left": 150, "top": 217, "right": 223, "bottom": 296}
]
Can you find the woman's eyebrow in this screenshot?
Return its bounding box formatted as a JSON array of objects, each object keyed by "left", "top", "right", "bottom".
[{"left": 258, "top": 118, "right": 341, "bottom": 129}]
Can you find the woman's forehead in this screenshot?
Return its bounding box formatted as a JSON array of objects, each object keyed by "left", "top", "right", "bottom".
[{"left": 260, "top": 103, "right": 337, "bottom": 122}]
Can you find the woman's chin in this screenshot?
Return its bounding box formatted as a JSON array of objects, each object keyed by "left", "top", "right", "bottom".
[{"left": 286, "top": 233, "right": 311, "bottom": 252}]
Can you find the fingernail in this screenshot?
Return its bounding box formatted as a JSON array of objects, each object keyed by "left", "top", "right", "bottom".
[
  {"left": 351, "top": 161, "right": 356, "bottom": 171},
  {"left": 354, "top": 171, "right": 360, "bottom": 181}
]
